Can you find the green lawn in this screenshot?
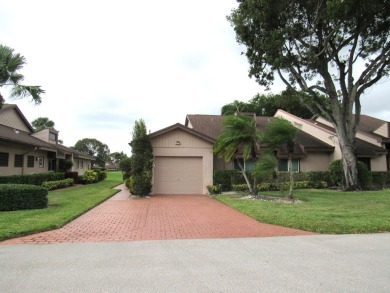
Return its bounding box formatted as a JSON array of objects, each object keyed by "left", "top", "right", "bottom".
[
  {"left": 215, "top": 189, "right": 390, "bottom": 234},
  {"left": 0, "top": 171, "right": 124, "bottom": 241}
]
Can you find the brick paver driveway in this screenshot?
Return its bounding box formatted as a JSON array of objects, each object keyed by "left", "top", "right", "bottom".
[{"left": 1, "top": 185, "right": 315, "bottom": 245}]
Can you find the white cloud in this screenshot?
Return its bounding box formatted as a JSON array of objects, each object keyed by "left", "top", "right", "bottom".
[{"left": 1, "top": 0, "right": 389, "bottom": 155}]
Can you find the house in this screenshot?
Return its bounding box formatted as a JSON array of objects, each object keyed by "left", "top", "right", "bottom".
[
  {"left": 149, "top": 110, "right": 389, "bottom": 195},
  {"left": 0, "top": 104, "right": 95, "bottom": 176}
]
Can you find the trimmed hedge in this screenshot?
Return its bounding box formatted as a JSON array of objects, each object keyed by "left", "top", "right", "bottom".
[
  {"left": 0, "top": 184, "right": 48, "bottom": 211},
  {"left": 232, "top": 181, "right": 328, "bottom": 192},
  {"left": 83, "top": 170, "right": 98, "bottom": 184},
  {"left": 0, "top": 172, "right": 65, "bottom": 186},
  {"left": 42, "top": 178, "right": 74, "bottom": 190}
]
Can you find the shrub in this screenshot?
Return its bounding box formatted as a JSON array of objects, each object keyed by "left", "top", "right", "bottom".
[
  {"left": 0, "top": 184, "right": 48, "bottom": 211},
  {"left": 42, "top": 178, "right": 74, "bottom": 190},
  {"left": 0, "top": 172, "right": 65, "bottom": 186},
  {"left": 65, "top": 171, "right": 79, "bottom": 182},
  {"left": 232, "top": 184, "right": 250, "bottom": 192},
  {"left": 82, "top": 170, "right": 98, "bottom": 184},
  {"left": 329, "top": 160, "right": 344, "bottom": 187},
  {"left": 125, "top": 176, "right": 134, "bottom": 193},
  {"left": 213, "top": 170, "right": 240, "bottom": 191},
  {"left": 132, "top": 172, "right": 152, "bottom": 196},
  {"left": 92, "top": 169, "right": 107, "bottom": 181},
  {"left": 371, "top": 172, "right": 390, "bottom": 188},
  {"left": 357, "top": 161, "right": 372, "bottom": 190},
  {"left": 59, "top": 159, "right": 73, "bottom": 172},
  {"left": 207, "top": 184, "right": 222, "bottom": 195}
]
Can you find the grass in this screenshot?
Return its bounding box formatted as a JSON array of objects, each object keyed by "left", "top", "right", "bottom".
[
  {"left": 0, "top": 171, "right": 124, "bottom": 241},
  {"left": 215, "top": 188, "right": 390, "bottom": 234}
]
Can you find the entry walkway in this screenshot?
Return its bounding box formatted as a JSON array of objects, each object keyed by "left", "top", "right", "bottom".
[{"left": 1, "top": 185, "right": 314, "bottom": 245}]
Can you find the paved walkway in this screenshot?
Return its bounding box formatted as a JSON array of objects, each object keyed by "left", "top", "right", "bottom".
[{"left": 1, "top": 185, "right": 315, "bottom": 245}]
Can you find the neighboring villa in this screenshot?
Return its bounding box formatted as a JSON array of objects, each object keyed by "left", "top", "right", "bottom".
[
  {"left": 149, "top": 110, "right": 389, "bottom": 195},
  {"left": 0, "top": 104, "right": 95, "bottom": 176}
]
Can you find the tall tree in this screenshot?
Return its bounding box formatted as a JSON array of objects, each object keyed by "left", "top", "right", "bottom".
[
  {"left": 130, "top": 119, "right": 153, "bottom": 196},
  {"left": 0, "top": 44, "right": 44, "bottom": 108},
  {"left": 73, "top": 138, "right": 110, "bottom": 167},
  {"left": 262, "top": 117, "right": 299, "bottom": 199},
  {"left": 221, "top": 89, "right": 328, "bottom": 118},
  {"left": 214, "top": 114, "right": 261, "bottom": 195},
  {"left": 229, "top": 0, "right": 390, "bottom": 190},
  {"left": 31, "top": 117, "right": 55, "bottom": 131}
]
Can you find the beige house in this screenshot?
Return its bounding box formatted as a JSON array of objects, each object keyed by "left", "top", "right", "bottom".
[
  {"left": 149, "top": 110, "right": 389, "bottom": 195},
  {"left": 0, "top": 104, "right": 95, "bottom": 176}
]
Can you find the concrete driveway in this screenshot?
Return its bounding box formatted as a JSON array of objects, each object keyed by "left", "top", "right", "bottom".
[
  {"left": 1, "top": 185, "right": 313, "bottom": 245},
  {"left": 1, "top": 234, "right": 389, "bottom": 292}
]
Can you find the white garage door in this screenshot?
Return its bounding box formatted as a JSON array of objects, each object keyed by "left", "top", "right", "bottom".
[{"left": 154, "top": 156, "right": 203, "bottom": 194}]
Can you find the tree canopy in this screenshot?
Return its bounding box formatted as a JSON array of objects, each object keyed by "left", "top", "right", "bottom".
[
  {"left": 221, "top": 89, "right": 329, "bottom": 118},
  {"left": 229, "top": 0, "right": 390, "bottom": 189},
  {"left": 130, "top": 119, "right": 153, "bottom": 196},
  {"left": 31, "top": 117, "right": 55, "bottom": 131},
  {"left": 0, "top": 44, "right": 44, "bottom": 108},
  {"left": 73, "top": 138, "right": 110, "bottom": 167}
]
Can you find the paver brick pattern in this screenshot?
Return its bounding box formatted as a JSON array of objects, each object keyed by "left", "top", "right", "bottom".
[{"left": 1, "top": 185, "right": 315, "bottom": 245}]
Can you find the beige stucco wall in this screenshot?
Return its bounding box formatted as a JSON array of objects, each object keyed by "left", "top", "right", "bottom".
[
  {"left": 300, "top": 153, "right": 332, "bottom": 172},
  {"left": 371, "top": 155, "right": 388, "bottom": 171},
  {"left": 0, "top": 142, "right": 50, "bottom": 176},
  {"left": 151, "top": 129, "right": 214, "bottom": 194},
  {"left": 72, "top": 158, "right": 92, "bottom": 175}
]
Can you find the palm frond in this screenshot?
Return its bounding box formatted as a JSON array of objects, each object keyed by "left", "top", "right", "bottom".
[{"left": 10, "top": 85, "right": 44, "bottom": 104}]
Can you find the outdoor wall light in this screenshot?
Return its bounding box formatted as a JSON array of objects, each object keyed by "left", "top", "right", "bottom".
[{"left": 175, "top": 141, "right": 181, "bottom": 145}]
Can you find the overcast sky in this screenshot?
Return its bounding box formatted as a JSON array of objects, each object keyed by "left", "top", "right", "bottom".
[{"left": 1, "top": 0, "right": 389, "bottom": 156}]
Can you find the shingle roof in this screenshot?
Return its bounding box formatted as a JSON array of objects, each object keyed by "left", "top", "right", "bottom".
[
  {"left": 0, "top": 124, "right": 56, "bottom": 151},
  {"left": 185, "top": 114, "right": 335, "bottom": 154}
]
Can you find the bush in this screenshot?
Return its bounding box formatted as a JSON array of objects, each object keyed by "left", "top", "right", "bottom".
[
  {"left": 132, "top": 172, "right": 153, "bottom": 196},
  {"left": 329, "top": 160, "right": 344, "bottom": 187},
  {"left": 213, "top": 170, "right": 241, "bottom": 191},
  {"left": 231, "top": 180, "right": 328, "bottom": 193},
  {"left": 59, "top": 159, "right": 73, "bottom": 172},
  {"left": 82, "top": 170, "right": 98, "bottom": 184},
  {"left": 207, "top": 184, "right": 222, "bottom": 195},
  {"left": 357, "top": 161, "right": 372, "bottom": 190},
  {"left": 42, "top": 178, "right": 74, "bottom": 190},
  {"left": 125, "top": 176, "right": 134, "bottom": 194},
  {"left": 0, "top": 184, "right": 48, "bottom": 211},
  {"left": 0, "top": 172, "right": 65, "bottom": 186},
  {"left": 371, "top": 172, "right": 390, "bottom": 188},
  {"left": 65, "top": 171, "right": 79, "bottom": 182},
  {"left": 92, "top": 169, "right": 107, "bottom": 182}
]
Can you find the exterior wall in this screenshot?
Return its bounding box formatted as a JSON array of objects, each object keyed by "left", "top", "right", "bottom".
[
  {"left": 371, "top": 155, "right": 388, "bottom": 171},
  {"left": 0, "top": 108, "right": 31, "bottom": 132},
  {"left": 213, "top": 156, "right": 234, "bottom": 170},
  {"left": 300, "top": 153, "right": 332, "bottom": 172},
  {"left": 0, "top": 142, "right": 49, "bottom": 176},
  {"left": 72, "top": 158, "right": 92, "bottom": 175},
  {"left": 374, "top": 123, "right": 389, "bottom": 139},
  {"left": 151, "top": 129, "right": 214, "bottom": 194},
  {"left": 32, "top": 129, "right": 58, "bottom": 145}
]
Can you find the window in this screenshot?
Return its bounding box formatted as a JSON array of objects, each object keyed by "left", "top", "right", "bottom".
[
  {"left": 0, "top": 152, "right": 9, "bottom": 167},
  {"left": 49, "top": 132, "right": 57, "bottom": 141},
  {"left": 278, "top": 159, "right": 300, "bottom": 172},
  {"left": 76, "top": 160, "right": 80, "bottom": 168},
  {"left": 48, "top": 159, "right": 56, "bottom": 171},
  {"left": 37, "top": 156, "right": 44, "bottom": 168},
  {"left": 14, "top": 154, "right": 23, "bottom": 167},
  {"left": 27, "top": 156, "right": 34, "bottom": 168},
  {"left": 80, "top": 160, "right": 84, "bottom": 169},
  {"left": 233, "top": 158, "right": 256, "bottom": 171}
]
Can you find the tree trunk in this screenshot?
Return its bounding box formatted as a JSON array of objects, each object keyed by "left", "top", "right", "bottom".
[
  {"left": 288, "top": 156, "right": 294, "bottom": 199},
  {"left": 236, "top": 159, "right": 253, "bottom": 193},
  {"left": 339, "top": 141, "right": 359, "bottom": 190}
]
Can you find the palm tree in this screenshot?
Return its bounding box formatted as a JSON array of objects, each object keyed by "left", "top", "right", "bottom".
[
  {"left": 262, "top": 117, "right": 299, "bottom": 199},
  {"left": 31, "top": 117, "right": 55, "bottom": 131},
  {"left": 0, "top": 44, "right": 44, "bottom": 108},
  {"left": 214, "top": 114, "right": 261, "bottom": 195}
]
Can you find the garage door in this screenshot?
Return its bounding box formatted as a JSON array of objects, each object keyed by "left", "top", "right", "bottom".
[{"left": 154, "top": 156, "right": 202, "bottom": 194}]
